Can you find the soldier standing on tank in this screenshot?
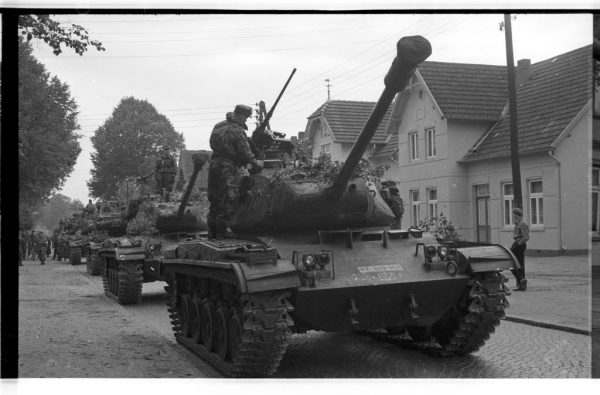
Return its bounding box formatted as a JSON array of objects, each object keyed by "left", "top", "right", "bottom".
[
  {"left": 83, "top": 199, "right": 96, "bottom": 218},
  {"left": 154, "top": 147, "right": 177, "bottom": 200},
  {"left": 207, "top": 104, "right": 264, "bottom": 239},
  {"left": 381, "top": 181, "right": 404, "bottom": 229}
]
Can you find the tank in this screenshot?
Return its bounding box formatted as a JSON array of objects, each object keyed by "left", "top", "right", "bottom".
[
  {"left": 162, "top": 36, "right": 519, "bottom": 377},
  {"left": 84, "top": 201, "right": 125, "bottom": 275},
  {"left": 59, "top": 213, "right": 94, "bottom": 265},
  {"left": 98, "top": 153, "right": 210, "bottom": 304}
]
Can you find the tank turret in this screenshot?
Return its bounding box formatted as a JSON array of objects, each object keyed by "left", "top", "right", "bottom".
[{"left": 230, "top": 36, "right": 432, "bottom": 233}]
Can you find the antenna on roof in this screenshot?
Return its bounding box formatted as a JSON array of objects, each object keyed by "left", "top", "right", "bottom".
[{"left": 324, "top": 79, "right": 331, "bottom": 101}]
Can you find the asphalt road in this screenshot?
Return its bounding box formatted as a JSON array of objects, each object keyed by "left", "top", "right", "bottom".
[{"left": 67, "top": 263, "right": 591, "bottom": 378}]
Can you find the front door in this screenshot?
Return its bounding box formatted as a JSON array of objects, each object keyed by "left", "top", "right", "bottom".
[{"left": 475, "top": 184, "right": 490, "bottom": 243}]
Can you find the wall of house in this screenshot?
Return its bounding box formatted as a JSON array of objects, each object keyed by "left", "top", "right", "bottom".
[
  {"left": 309, "top": 118, "right": 342, "bottom": 161},
  {"left": 381, "top": 85, "right": 491, "bottom": 233},
  {"left": 553, "top": 107, "right": 591, "bottom": 253}
]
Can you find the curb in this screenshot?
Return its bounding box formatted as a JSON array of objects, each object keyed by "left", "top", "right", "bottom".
[{"left": 504, "top": 316, "right": 591, "bottom": 336}]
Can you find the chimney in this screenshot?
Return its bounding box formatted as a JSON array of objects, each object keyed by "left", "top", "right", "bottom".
[
  {"left": 298, "top": 131, "right": 306, "bottom": 140},
  {"left": 516, "top": 59, "right": 531, "bottom": 87}
]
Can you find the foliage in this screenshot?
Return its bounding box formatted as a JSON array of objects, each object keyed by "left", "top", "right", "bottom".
[
  {"left": 417, "top": 213, "right": 463, "bottom": 242},
  {"left": 87, "top": 97, "right": 185, "bottom": 198},
  {"left": 19, "top": 39, "right": 82, "bottom": 213},
  {"left": 272, "top": 153, "right": 389, "bottom": 185},
  {"left": 292, "top": 135, "right": 313, "bottom": 162},
  {"left": 37, "top": 194, "right": 84, "bottom": 231},
  {"left": 18, "top": 14, "right": 105, "bottom": 56}
]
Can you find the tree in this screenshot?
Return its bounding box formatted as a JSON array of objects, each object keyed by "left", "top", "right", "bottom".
[
  {"left": 88, "top": 97, "right": 185, "bottom": 198},
  {"left": 37, "top": 194, "right": 84, "bottom": 231},
  {"left": 18, "top": 14, "right": 105, "bottom": 56},
  {"left": 19, "top": 39, "right": 82, "bottom": 226}
]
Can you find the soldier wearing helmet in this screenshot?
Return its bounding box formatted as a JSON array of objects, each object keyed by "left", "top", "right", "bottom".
[{"left": 207, "top": 104, "right": 264, "bottom": 239}]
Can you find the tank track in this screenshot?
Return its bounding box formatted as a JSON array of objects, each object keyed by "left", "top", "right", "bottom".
[
  {"left": 87, "top": 252, "right": 103, "bottom": 275},
  {"left": 363, "top": 272, "right": 510, "bottom": 357},
  {"left": 165, "top": 266, "right": 294, "bottom": 377},
  {"left": 102, "top": 259, "right": 144, "bottom": 304},
  {"left": 70, "top": 247, "right": 81, "bottom": 265}
]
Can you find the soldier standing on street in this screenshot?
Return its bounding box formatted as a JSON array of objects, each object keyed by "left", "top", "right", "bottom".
[
  {"left": 52, "top": 230, "right": 60, "bottom": 260},
  {"left": 510, "top": 207, "right": 529, "bottom": 291},
  {"left": 34, "top": 231, "right": 48, "bottom": 265},
  {"left": 28, "top": 230, "right": 37, "bottom": 260},
  {"left": 207, "top": 104, "right": 264, "bottom": 239}
]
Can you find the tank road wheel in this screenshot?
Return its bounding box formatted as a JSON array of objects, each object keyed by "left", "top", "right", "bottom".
[
  {"left": 228, "top": 307, "right": 244, "bottom": 365},
  {"left": 101, "top": 258, "right": 110, "bottom": 296},
  {"left": 179, "top": 294, "right": 192, "bottom": 337},
  {"left": 200, "top": 300, "right": 216, "bottom": 351},
  {"left": 190, "top": 297, "right": 203, "bottom": 343},
  {"left": 70, "top": 246, "right": 81, "bottom": 265},
  {"left": 432, "top": 273, "right": 508, "bottom": 356},
  {"left": 214, "top": 302, "right": 230, "bottom": 361}
]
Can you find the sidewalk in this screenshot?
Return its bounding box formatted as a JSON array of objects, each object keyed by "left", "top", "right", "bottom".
[{"left": 503, "top": 254, "right": 590, "bottom": 335}]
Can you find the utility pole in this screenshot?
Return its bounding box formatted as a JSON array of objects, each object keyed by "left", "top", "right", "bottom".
[
  {"left": 501, "top": 13, "right": 523, "bottom": 209},
  {"left": 324, "top": 79, "right": 331, "bottom": 100}
]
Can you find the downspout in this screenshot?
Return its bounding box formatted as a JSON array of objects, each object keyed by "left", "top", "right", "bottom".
[{"left": 548, "top": 148, "right": 565, "bottom": 253}]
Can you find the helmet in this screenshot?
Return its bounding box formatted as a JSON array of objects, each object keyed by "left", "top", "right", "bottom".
[{"left": 234, "top": 104, "right": 253, "bottom": 118}]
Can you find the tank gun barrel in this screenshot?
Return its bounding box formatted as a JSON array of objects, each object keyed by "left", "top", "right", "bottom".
[
  {"left": 177, "top": 152, "right": 209, "bottom": 218},
  {"left": 331, "top": 36, "right": 431, "bottom": 198}
]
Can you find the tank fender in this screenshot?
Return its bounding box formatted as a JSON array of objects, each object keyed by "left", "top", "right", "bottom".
[
  {"left": 456, "top": 244, "right": 520, "bottom": 273},
  {"left": 233, "top": 259, "right": 301, "bottom": 294},
  {"left": 100, "top": 247, "right": 146, "bottom": 261}
]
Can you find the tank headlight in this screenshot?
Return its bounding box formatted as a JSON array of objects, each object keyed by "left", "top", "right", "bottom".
[
  {"left": 425, "top": 245, "right": 437, "bottom": 259},
  {"left": 437, "top": 246, "right": 449, "bottom": 261},
  {"left": 302, "top": 254, "right": 316, "bottom": 270},
  {"left": 119, "top": 255, "right": 126, "bottom": 260}
]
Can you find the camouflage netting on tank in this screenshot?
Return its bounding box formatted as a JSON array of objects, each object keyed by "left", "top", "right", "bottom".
[
  {"left": 126, "top": 200, "right": 208, "bottom": 236},
  {"left": 273, "top": 154, "right": 390, "bottom": 185}
]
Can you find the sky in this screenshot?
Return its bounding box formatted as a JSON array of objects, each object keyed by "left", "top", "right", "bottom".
[{"left": 24, "top": 12, "right": 592, "bottom": 203}]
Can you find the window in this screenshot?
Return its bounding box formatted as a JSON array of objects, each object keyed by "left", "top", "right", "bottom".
[
  {"left": 409, "top": 132, "right": 419, "bottom": 161},
  {"left": 528, "top": 180, "right": 543, "bottom": 226},
  {"left": 593, "top": 167, "right": 600, "bottom": 232},
  {"left": 426, "top": 128, "right": 436, "bottom": 158},
  {"left": 410, "top": 189, "right": 420, "bottom": 226},
  {"left": 502, "top": 183, "right": 514, "bottom": 226},
  {"left": 427, "top": 188, "right": 438, "bottom": 221},
  {"left": 321, "top": 144, "right": 330, "bottom": 155}
]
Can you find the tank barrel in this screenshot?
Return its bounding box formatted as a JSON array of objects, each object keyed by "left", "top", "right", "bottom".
[
  {"left": 331, "top": 36, "right": 431, "bottom": 197},
  {"left": 177, "top": 152, "right": 209, "bottom": 218}
]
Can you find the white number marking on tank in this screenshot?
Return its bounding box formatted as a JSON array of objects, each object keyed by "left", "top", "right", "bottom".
[{"left": 357, "top": 264, "right": 404, "bottom": 273}]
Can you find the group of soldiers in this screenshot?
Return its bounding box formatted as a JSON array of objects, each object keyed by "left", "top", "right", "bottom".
[{"left": 19, "top": 228, "right": 73, "bottom": 266}]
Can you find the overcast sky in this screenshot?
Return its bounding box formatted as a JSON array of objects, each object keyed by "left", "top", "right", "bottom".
[{"left": 25, "top": 13, "right": 591, "bottom": 203}]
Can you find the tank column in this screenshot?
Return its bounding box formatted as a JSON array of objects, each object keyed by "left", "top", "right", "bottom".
[{"left": 331, "top": 36, "right": 432, "bottom": 199}]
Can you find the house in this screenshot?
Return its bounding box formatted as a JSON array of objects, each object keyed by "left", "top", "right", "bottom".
[
  {"left": 305, "top": 100, "right": 393, "bottom": 162},
  {"left": 372, "top": 45, "right": 592, "bottom": 254},
  {"left": 173, "top": 149, "right": 212, "bottom": 194}
]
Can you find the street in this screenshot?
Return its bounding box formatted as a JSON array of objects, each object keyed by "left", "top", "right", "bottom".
[{"left": 18, "top": 258, "right": 591, "bottom": 378}]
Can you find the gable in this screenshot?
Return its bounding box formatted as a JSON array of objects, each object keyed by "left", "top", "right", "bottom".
[
  {"left": 418, "top": 61, "right": 508, "bottom": 121},
  {"left": 307, "top": 100, "right": 393, "bottom": 144},
  {"left": 175, "top": 149, "right": 212, "bottom": 191},
  {"left": 461, "top": 45, "right": 592, "bottom": 162}
]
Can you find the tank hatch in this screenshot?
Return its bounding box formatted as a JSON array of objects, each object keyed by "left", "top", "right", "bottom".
[{"left": 177, "top": 238, "right": 278, "bottom": 265}]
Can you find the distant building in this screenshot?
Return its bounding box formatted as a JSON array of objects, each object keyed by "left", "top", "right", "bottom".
[
  {"left": 305, "top": 100, "right": 392, "bottom": 162},
  {"left": 174, "top": 149, "right": 212, "bottom": 193}
]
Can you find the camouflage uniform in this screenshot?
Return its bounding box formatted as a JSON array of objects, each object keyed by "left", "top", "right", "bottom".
[
  {"left": 381, "top": 181, "right": 404, "bottom": 229},
  {"left": 155, "top": 151, "right": 177, "bottom": 194},
  {"left": 83, "top": 200, "right": 96, "bottom": 218},
  {"left": 34, "top": 232, "right": 48, "bottom": 265},
  {"left": 208, "top": 110, "right": 257, "bottom": 239}
]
